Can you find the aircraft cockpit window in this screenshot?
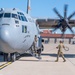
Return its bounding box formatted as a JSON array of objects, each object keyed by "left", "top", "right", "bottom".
[
  {"left": 21, "top": 16, "right": 27, "bottom": 21},
  {"left": 18, "top": 15, "right": 27, "bottom": 22},
  {"left": 0, "top": 13, "right": 3, "bottom": 18},
  {"left": 17, "top": 12, "right": 27, "bottom": 21},
  {"left": 18, "top": 15, "right": 22, "bottom": 20},
  {"left": 4, "top": 13, "right": 11, "bottom": 18},
  {"left": 12, "top": 14, "right": 18, "bottom": 19},
  {"left": 17, "top": 12, "right": 24, "bottom": 15},
  {"left": 23, "top": 16, "right": 28, "bottom": 21},
  {"left": 21, "top": 16, "right": 24, "bottom": 21}
]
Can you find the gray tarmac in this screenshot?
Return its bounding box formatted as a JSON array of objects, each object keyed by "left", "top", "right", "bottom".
[{"left": 0, "top": 43, "right": 75, "bottom": 75}]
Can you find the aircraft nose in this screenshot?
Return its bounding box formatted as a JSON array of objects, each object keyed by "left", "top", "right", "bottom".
[
  {"left": 0, "top": 26, "right": 10, "bottom": 43},
  {"left": 0, "top": 26, "right": 15, "bottom": 53}
]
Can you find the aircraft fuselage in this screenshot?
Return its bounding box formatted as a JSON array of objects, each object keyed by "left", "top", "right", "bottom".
[{"left": 0, "top": 8, "right": 38, "bottom": 54}]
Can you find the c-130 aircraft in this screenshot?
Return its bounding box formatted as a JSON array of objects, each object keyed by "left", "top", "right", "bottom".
[{"left": 0, "top": 0, "right": 44, "bottom": 61}]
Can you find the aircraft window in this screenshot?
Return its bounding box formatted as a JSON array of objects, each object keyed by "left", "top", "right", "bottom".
[
  {"left": 4, "top": 13, "right": 11, "bottom": 18},
  {"left": 18, "top": 15, "right": 27, "bottom": 22},
  {"left": 22, "top": 25, "right": 27, "bottom": 33},
  {"left": 0, "top": 13, "right": 3, "bottom": 18},
  {"left": 15, "top": 20, "right": 19, "bottom": 24},
  {"left": 20, "top": 12, "right": 24, "bottom": 15},
  {"left": 20, "top": 16, "right": 27, "bottom": 22},
  {"left": 17, "top": 12, "right": 24, "bottom": 15},
  {"left": 18, "top": 15, "right": 22, "bottom": 20},
  {"left": 12, "top": 14, "right": 18, "bottom": 19},
  {"left": 21, "top": 16, "right": 25, "bottom": 21},
  {"left": 23, "top": 16, "right": 28, "bottom": 21},
  {"left": 17, "top": 12, "right": 20, "bottom": 14}
]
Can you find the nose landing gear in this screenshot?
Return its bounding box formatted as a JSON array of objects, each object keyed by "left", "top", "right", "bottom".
[{"left": 3, "top": 53, "right": 17, "bottom": 62}]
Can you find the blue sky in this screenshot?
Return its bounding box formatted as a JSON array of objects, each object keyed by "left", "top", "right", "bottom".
[
  {"left": 0, "top": 0, "right": 75, "bottom": 34},
  {"left": 0, "top": 0, "right": 75, "bottom": 18}
]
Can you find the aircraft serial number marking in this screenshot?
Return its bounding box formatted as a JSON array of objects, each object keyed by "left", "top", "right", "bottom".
[
  {"left": 24, "top": 35, "right": 30, "bottom": 38},
  {"left": 23, "top": 35, "right": 30, "bottom": 43}
]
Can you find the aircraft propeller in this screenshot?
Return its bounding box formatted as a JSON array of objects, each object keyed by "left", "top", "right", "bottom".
[{"left": 52, "top": 5, "right": 75, "bottom": 37}]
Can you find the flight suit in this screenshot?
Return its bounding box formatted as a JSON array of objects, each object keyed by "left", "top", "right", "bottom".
[
  {"left": 33, "top": 35, "right": 38, "bottom": 53},
  {"left": 34, "top": 35, "right": 42, "bottom": 59},
  {"left": 55, "top": 43, "right": 66, "bottom": 62}
]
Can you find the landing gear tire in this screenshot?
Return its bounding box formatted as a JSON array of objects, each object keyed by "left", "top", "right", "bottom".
[
  {"left": 8, "top": 53, "right": 12, "bottom": 61},
  {"left": 3, "top": 53, "right": 17, "bottom": 62},
  {"left": 4, "top": 53, "right": 8, "bottom": 61},
  {"left": 4, "top": 53, "right": 11, "bottom": 61},
  {"left": 11, "top": 53, "right": 17, "bottom": 62}
]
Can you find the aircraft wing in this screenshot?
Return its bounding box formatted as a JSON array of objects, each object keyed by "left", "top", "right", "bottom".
[{"left": 36, "top": 19, "right": 75, "bottom": 29}]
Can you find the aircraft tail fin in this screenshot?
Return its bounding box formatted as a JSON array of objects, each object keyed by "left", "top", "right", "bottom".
[{"left": 27, "top": 0, "right": 31, "bottom": 14}]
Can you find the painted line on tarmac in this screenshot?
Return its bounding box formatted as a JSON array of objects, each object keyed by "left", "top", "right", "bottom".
[{"left": 0, "top": 62, "right": 12, "bottom": 70}]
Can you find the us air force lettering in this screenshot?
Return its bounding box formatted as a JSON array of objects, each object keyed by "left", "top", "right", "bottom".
[{"left": 0, "top": 0, "right": 44, "bottom": 61}]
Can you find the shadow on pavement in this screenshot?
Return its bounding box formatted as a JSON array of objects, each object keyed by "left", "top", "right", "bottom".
[
  {"left": 1, "top": 53, "right": 75, "bottom": 62},
  {"left": 42, "top": 53, "right": 75, "bottom": 58},
  {"left": 18, "top": 59, "right": 55, "bottom": 62}
]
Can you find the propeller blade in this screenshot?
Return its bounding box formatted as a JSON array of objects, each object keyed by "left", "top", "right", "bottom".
[
  {"left": 66, "top": 24, "right": 74, "bottom": 34},
  {"left": 53, "top": 8, "right": 63, "bottom": 19},
  {"left": 68, "top": 12, "right": 75, "bottom": 20},
  {"left": 61, "top": 32, "right": 65, "bottom": 38},
  {"left": 69, "top": 28, "right": 74, "bottom": 34},
  {"left": 52, "top": 23, "right": 62, "bottom": 32},
  {"left": 64, "top": 5, "right": 68, "bottom": 19}
]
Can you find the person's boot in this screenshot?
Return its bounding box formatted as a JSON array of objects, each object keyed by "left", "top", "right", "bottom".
[
  {"left": 55, "top": 60, "right": 58, "bottom": 62},
  {"left": 63, "top": 60, "right": 66, "bottom": 62}
]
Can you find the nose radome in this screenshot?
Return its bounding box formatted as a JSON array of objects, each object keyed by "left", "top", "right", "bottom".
[{"left": 0, "top": 27, "right": 10, "bottom": 43}]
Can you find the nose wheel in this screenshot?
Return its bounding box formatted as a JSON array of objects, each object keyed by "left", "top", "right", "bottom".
[
  {"left": 3, "top": 53, "right": 17, "bottom": 62},
  {"left": 11, "top": 53, "right": 17, "bottom": 61}
]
